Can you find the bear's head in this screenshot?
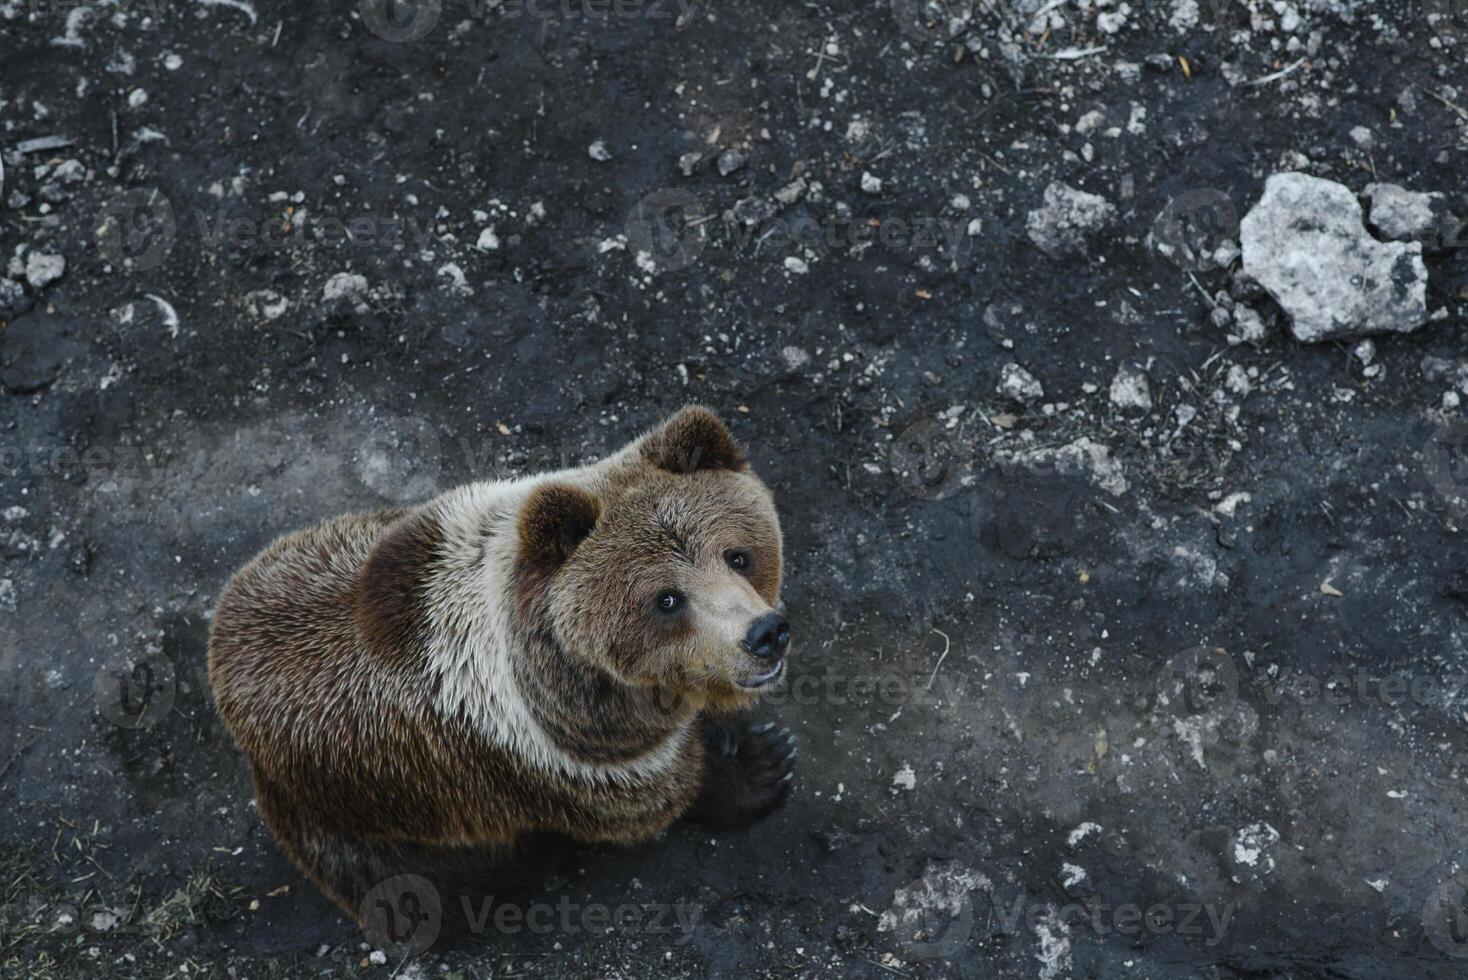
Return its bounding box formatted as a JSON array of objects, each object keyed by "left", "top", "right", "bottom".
[{"left": 516, "top": 406, "right": 788, "bottom": 711}]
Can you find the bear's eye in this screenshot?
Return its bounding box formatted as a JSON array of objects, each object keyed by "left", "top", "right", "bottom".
[
  {"left": 725, "top": 549, "right": 751, "bottom": 573},
  {"left": 656, "top": 591, "right": 684, "bottom": 613}
]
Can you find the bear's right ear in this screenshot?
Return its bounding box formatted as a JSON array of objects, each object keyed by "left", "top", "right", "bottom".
[
  {"left": 638, "top": 405, "right": 748, "bottom": 474},
  {"left": 516, "top": 482, "right": 600, "bottom": 572}
]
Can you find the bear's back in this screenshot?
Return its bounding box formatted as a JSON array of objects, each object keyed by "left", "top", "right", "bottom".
[{"left": 208, "top": 509, "right": 406, "bottom": 745}]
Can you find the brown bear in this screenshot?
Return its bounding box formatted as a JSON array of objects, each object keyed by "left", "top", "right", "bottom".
[{"left": 207, "top": 406, "right": 795, "bottom": 940}]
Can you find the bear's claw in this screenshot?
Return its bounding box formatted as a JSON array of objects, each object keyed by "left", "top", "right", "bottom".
[{"left": 689, "top": 718, "right": 798, "bottom": 828}]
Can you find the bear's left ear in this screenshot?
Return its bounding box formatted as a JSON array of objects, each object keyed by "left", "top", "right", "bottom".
[
  {"left": 639, "top": 405, "right": 748, "bottom": 474},
  {"left": 516, "top": 482, "right": 601, "bottom": 572}
]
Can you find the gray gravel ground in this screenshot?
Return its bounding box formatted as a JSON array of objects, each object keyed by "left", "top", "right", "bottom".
[{"left": 3, "top": 0, "right": 1468, "bottom": 977}]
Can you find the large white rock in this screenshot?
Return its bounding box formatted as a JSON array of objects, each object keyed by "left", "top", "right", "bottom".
[
  {"left": 1240, "top": 173, "right": 1427, "bottom": 344},
  {"left": 1364, "top": 183, "right": 1446, "bottom": 241},
  {"left": 1026, "top": 181, "right": 1117, "bottom": 258}
]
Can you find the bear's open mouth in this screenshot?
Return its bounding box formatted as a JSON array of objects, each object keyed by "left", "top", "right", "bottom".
[{"left": 738, "top": 659, "right": 785, "bottom": 690}]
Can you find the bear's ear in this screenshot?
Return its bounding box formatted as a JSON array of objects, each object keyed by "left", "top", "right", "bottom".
[
  {"left": 357, "top": 509, "right": 442, "bottom": 660},
  {"left": 639, "top": 405, "right": 748, "bottom": 474},
  {"left": 516, "top": 482, "right": 600, "bottom": 571}
]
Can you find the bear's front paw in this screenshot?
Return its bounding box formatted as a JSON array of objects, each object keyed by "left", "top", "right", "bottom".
[{"left": 688, "top": 720, "right": 796, "bottom": 829}]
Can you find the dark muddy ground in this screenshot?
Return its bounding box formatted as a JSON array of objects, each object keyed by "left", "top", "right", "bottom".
[{"left": 4, "top": 0, "right": 1468, "bottom": 977}]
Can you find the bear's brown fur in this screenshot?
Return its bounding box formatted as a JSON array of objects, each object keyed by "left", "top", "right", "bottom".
[{"left": 208, "top": 407, "right": 795, "bottom": 936}]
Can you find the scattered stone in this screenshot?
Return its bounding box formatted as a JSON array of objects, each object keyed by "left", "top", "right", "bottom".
[
  {"left": 1108, "top": 363, "right": 1153, "bottom": 413},
  {"left": 24, "top": 252, "right": 65, "bottom": 289},
  {"left": 783, "top": 256, "right": 809, "bottom": 275},
  {"left": 88, "top": 908, "right": 124, "bottom": 933},
  {"left": 774, "top": 177, "right": 807, "bottom": 206},
  {"left": 998, "top": 437, "right": 1129, "bottom": 496},
  {"left": 476, "top": 226, "right": 500, "bottom": 251},
  {"left": 437, "top": 262, "right": 473, "bottom": 296},
  {"left": 997, "top": 362, "right": 1044, "bottom": 403},
  {"left": 1232, "top": 822, "right": 1280, "bottom": 875},
  {"left": 587, "top": 139, "right": 612, "bottom": 162},
  {"left": 1212, "top": 238, "right": 1241, "bottom": 269},
  {"left": 244, "top": 289, "right": 288, "bottom": 321},
  {"left": 1421, "top": 356, "right": 1468, "bottom": 392},
  {"left": 1075, "top": 109, "right": 1105, "bottom": 134},
  {"left": 1226, "top": 364, "right": 1252, "bottom": 396},
  {"left": 1364, "top": 182, "right": 1460, "bottom": 247},
  {"left": 877, "top": 861, "right": 988, "bottom": 941},
  {"left": 780, "top": 346, "right": 811, "bottom": 372},
  {"left": 0, "top": 278, "right": 28, "bottom": 318},
  {"left": 1353, "top": 339, "right": 1376, "bottom": 367},
  {"left": 1026, "top": 181, "right": 1117, "bottom": 258},
  {"left": 1067, "top": 822, "right": 1102, "bottom": 847},
  {"left": 1059, "top": 862, "right": 1089, "bottom": 894},
  {"left": 860, "top": 171, "right": 883, "bottom": 195},
  {"left": 1229, "top": 306, "right": 1268, "bottom": 345},
  {"left": 677, "top": 151, "right": 702, "bottom": 176},
  {"left": 1240, "top": 173, "right": 1428, "bottom": 343},
  {"left": 37, "top": 158, "right": 86, "bottom": 203},
  {"left": 321, "top": 272, "right": 368, "bottom": 305},
  {"left": 731, "top": 195, "right": 777, "bottom": 227},
  {"left": 717, "top": 149, "right": 745, "bottom": 176}
]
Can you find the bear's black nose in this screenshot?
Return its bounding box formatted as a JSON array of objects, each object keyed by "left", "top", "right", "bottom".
[{"left": 741, "top": 612, "right": 791, "bottom": 660}]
